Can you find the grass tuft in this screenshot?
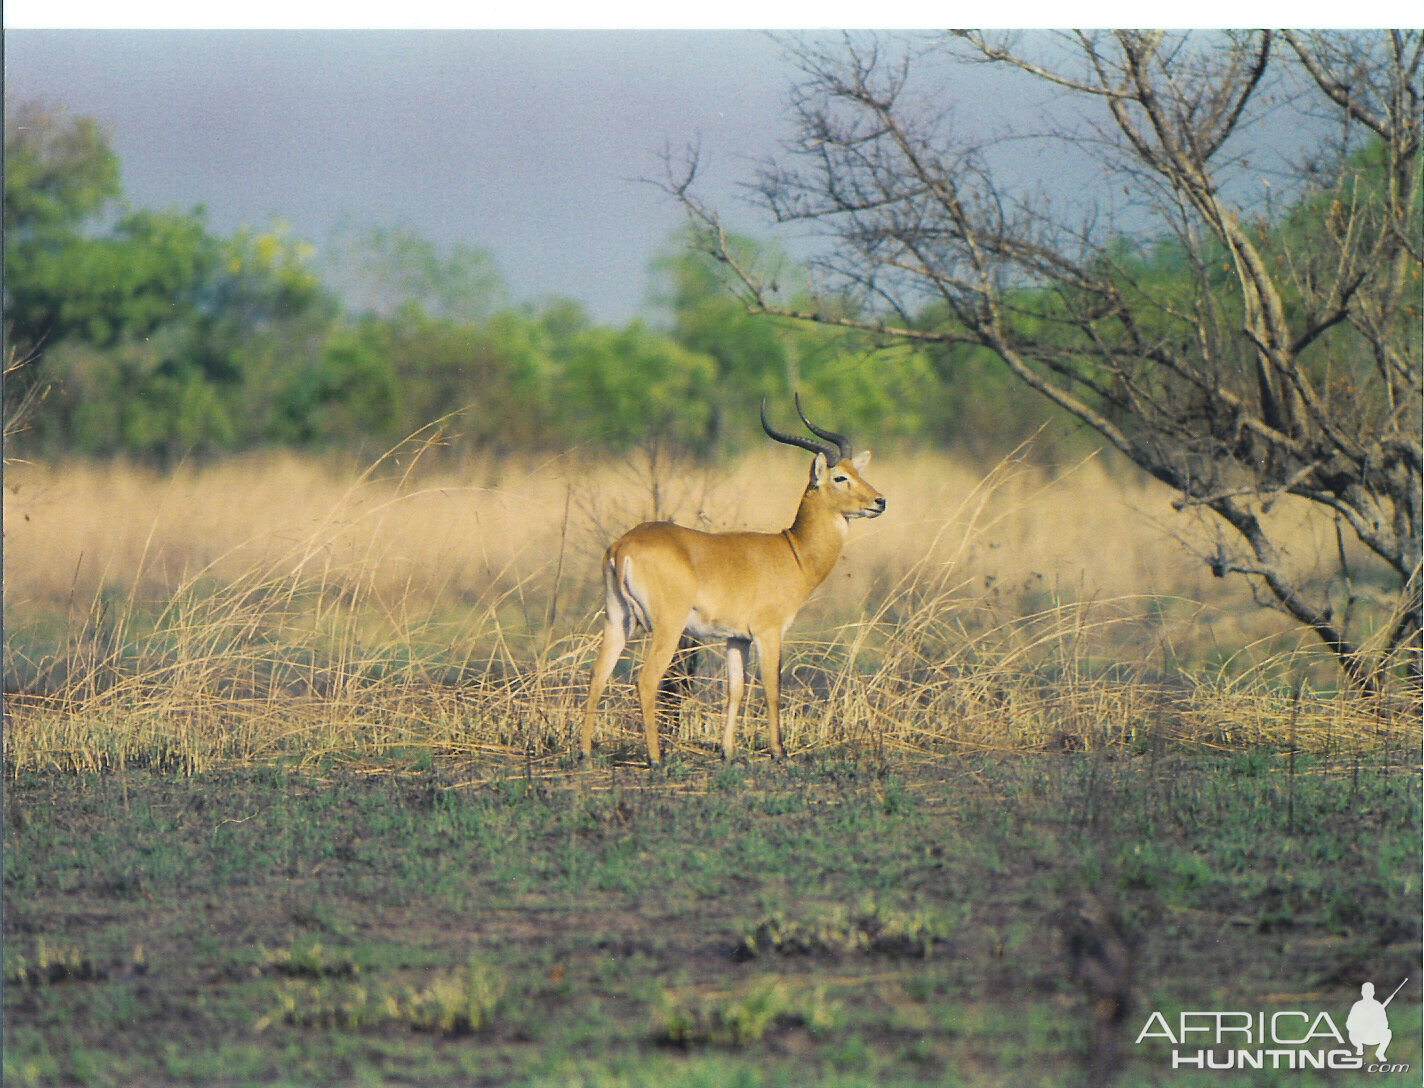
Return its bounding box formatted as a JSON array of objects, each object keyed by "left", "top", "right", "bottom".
[
  {"left": 257, "top": 954, "right": 505, "bottom": 1036},
  {"left": 654, "top": 977, "right": 840, "bottom": 1047},
  {"left": 738, "top": 897, "right": 958, "bottom": 960}
]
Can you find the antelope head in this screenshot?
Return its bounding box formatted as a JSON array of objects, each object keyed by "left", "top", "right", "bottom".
[{"left": 760, "top": 394, "right": 886, "bottom": 522}]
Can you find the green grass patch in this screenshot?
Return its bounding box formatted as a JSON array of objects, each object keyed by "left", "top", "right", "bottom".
[{"left": 4, "top": 749, "right": 1420, "bottom": 1086}]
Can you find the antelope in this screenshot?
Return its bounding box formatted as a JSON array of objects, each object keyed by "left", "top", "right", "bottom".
[{"left": 579, "top": 396, "right": 886, "bottom": 767}]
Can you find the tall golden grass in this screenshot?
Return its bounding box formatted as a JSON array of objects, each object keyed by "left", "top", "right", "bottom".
[{"left": 2, "top": 440, "right": 1409, "bottom": 773}]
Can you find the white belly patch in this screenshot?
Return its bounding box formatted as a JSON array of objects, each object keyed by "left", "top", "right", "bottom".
[{"left": 683, "top": 608, "right": 749, "bottom": 641}]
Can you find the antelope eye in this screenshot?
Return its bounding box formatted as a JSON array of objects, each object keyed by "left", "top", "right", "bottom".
[{"left": 833, "top": 475, "right": 849, "bottom": 484}]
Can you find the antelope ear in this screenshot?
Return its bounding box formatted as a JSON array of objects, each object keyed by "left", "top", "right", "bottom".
[
  {"left": 810, "top": 452, "right": 829, "bottom": 486},
  {"left": 852, "top": 450, "right": 872, "bottom": 471}
]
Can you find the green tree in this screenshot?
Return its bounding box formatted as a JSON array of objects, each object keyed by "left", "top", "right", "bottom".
[
  {"left": 373, "top": 306, "right": 560, "bottom": 453},
  {"left": 7, "top": 208, "right": 219, "bottom": 351},
  {"left": 16, "top": 217, "right": 337, "bottom": 460},
  {"left": 326, "top": 225, "right": 507, "bottom": 322},
  {"left": 4, "top": 101, "right": 343, "bottom": 461},
  {"left": 270, "top": 321, "right": 402, "bottom": 447},
  {"left": 655, "top": 234, "right": 954, "bottom": 454},
  {"left": 653, "top": 234, "right": 791, "bottom": 447},
  {"left": 2, "top": 101, "right": 120, "bottom": 242},
  {"left": 558, "top": 321, "right": 716, "bottom": 450},
  {"left": 791, "top": 337, "right": 941, "bottom": 446},
  {"left": 4, "top": 102, "right": 127, "bottom": 357}
]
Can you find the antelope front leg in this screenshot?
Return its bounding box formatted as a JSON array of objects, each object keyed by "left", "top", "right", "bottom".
[
  {"left": 722, "top": 638, "right": 750, "bottom": 761},
  {"left": 754, "top": 631, "right": 786, "bottom": 761}
]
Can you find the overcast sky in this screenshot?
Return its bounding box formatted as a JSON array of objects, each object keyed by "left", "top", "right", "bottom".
[{"left": 6, "top": 30, "right": 863, "bottom": 323}]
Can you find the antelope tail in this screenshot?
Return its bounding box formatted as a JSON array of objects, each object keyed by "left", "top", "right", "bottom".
[{"left": 610, "top": 554, "right": 653, "bottom": 638}]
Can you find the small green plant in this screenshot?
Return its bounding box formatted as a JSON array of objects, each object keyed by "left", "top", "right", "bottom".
[
  {"left": 802, "top": 983, "right": 843, "bottom": 1036},
  {"left": 824, "top": 1031, "right": 874, "bottom": 1070},
  {"left": 710, "top": 762, "right": 746, "bottom": 792},
  {"left": 655, "top": 977, "right": 838, "bottom": 1047},
  {"left": 5, "top": 938, "right": 97, "bottom": 986},
  {"left": 259, "top": 939, "right": 360, "bottom": 979},
  {"left": 739, "top": 896, "right": 954, "bottom": 959},
  {"left": 4, "top": 937, "right": 145, "bottom": 987},
  {"left": 259, "top": 978, "right": 375, "bottom": 1032},
  {"left": 1230, "top": 750, "right": 1273, "bottom": 778},
  {"left": 1115, "top": 842, "right": 1215, "bottom": 898},
  {"left": 878, "top": 774, "right": 910, "bottom": 814},
  {"left": 259, "top": 954, "right": 505, "bottom": 1036},
  {"left": 401, "top": 955, "right": 507, "bottom": 1035}
]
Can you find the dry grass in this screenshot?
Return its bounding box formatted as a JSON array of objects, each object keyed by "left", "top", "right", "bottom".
[{"left": 2, "top": 440, "right": 1410, "bottom": 773}]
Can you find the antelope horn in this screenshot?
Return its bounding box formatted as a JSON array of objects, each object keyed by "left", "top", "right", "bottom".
[
  {"left": 794, "top": 393, "right": 853, "bottom": 461},
  {"left": 761, "top": 397, "right": 838, "bottom": 463}
]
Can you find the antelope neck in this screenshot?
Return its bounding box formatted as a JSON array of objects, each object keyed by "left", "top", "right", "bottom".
[{"left": 784, "top": 493, "right": 846, "bottom": 586}]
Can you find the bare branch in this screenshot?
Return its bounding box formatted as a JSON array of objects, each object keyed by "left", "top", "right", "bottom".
[{"left": 666, "top": 29, "right": 1422, "bottom": 689}]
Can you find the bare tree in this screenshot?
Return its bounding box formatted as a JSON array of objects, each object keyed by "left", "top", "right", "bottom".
[{"left": 670, "top": 30, "right": 1422, "bottom": 691}]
